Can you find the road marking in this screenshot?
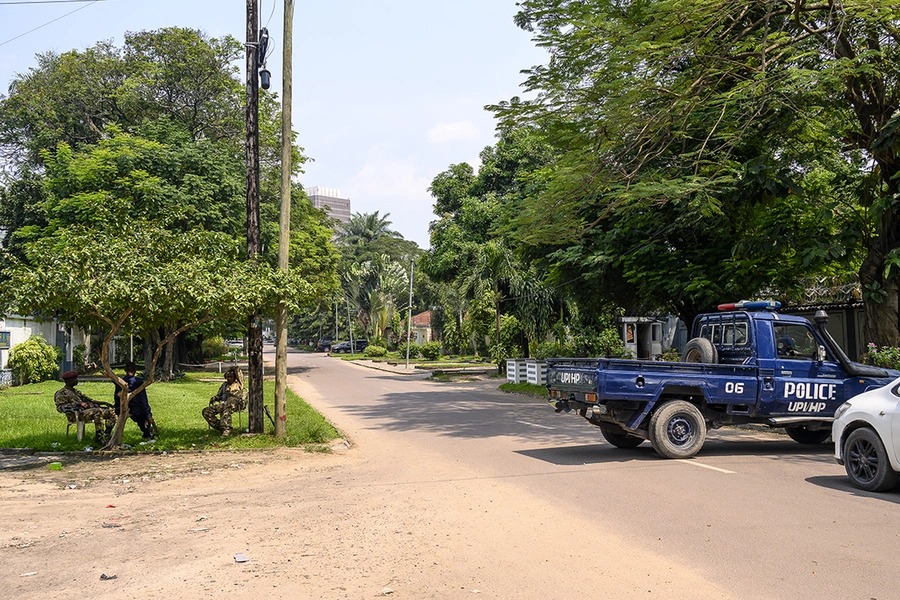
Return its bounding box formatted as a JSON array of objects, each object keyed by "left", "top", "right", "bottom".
[
  {"left": 410, "top": 395, "right": 423, "bottom": 398},
  {"left": 675, "top": 460, "right": 735, "bottom": 474},
  {"left": 516, "top": 420, "right": 555, "bottom": 430},
  {"left": 447, "top": 404, "right": 473, "bottom": 411}
]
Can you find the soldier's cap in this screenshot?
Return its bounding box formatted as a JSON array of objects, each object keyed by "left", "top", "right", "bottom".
[{"left": 62, "top": 370, "right": 79, "bottom": 381}]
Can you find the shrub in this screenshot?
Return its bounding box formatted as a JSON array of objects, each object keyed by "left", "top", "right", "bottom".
[
  {"left": 72, "top": 344, "right": 87, "bottom": 370},
  {"left": 202, "top": 336, "right": 228, "bottom": 359},
  {"left": 8, "top": 336, "right": 61, "bottom": 385},
  {"left": 863, "top": 344, "right": 900, "bottom": 370},
  {"left": 531, "top": 340, "right": 574, "bottom": 360},
  {"left": 420, "top": 341, "right": 442, "bottom": 361},
  {"left": 364, "top": 344, "right": 387, "bottom": 357},
  {"left": 659, "top": 348, "right": 681, "bottom": 362},
  {"left": 399, "top": 341, "right": 421, "bottom": 358}
]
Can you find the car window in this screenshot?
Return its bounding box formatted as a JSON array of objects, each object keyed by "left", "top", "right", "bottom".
[
  {"left": 773, "top": 324, "right": 818, "bottom": 360},
  {"left": 700, "top": 324, "right": 721, "bottom": 344},
  {"left": 722, "top": 321, "right": 748, "bottom": 346}
]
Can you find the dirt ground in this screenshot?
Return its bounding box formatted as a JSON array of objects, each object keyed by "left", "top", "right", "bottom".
[
  {"left": 0, "top": 442, "right": 735, "bottom": 600},
  {"left": 1, "top": 358, "right": 737, "bottom": 600}
]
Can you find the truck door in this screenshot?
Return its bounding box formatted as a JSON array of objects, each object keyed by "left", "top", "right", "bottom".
[{"left": 769, "top": 323, "right": 845, "bottom": 416}]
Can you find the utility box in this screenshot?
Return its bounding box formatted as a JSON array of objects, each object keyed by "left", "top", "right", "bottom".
[
  {"left": 506, "top": 358, "right": 527, "bottom": 383},
  {"left": 526, "top": 360, "right": 547, "bottom": 385}
]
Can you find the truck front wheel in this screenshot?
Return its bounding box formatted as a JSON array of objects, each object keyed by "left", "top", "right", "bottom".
[
  {"left": 600, "top": 425, "right": 644, "bottom": 449},
  {"left": 649, "top": 401, "right": 707, "bottom": 459},
  {"left": 785, "top": 425, "right": 830, "bottom": 445}
]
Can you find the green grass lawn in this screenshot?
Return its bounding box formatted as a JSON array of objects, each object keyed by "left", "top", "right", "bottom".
[{"left": 0, "top": 375, "right": 340, "bottom": 452}]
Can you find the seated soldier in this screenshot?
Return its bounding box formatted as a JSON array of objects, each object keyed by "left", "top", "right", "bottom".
[
  {"left": 55, "top": 371, "right": 116, "bottom": 445},
  {"left": 113, "top": 362, "right": 156, "bottom": 439},
  {"left": 202, "top": 367, "right": 244, "bottom": 436}
]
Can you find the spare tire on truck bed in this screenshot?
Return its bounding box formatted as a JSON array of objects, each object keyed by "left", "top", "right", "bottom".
[{"left": 681, "top": 337, "right": 717, "bottom": 364}]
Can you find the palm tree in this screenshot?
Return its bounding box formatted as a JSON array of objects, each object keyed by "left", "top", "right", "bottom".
[
  {"left": 336, "top": 211, "right": 400, "bottom": 248},
  {"left": 342, "top": 255, "right": 408, "bottom": 342},
  {"left": 461, "top": 240, "right": 522, "bottom": 348},
  {"left": 461, "top": 240, "right": 556, "bottom": 355}
]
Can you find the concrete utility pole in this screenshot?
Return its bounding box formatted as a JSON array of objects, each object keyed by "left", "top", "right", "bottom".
[
  {"left": 246, "top": 0, "right": 264, "bottom": 434},
  {"left": 274, "top": 0, "right": 294, "bottom": 438}
]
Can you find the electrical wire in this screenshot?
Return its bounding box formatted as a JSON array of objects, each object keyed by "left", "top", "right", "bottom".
[
  {"left": 0, "top": 0, "right": 102, "bottom": 48},
  {"left": 0, "top": 0, "right": 107, "bottom": 4},
  {"left": 262, "top": 0, "right": 276, "bottom": 28}
]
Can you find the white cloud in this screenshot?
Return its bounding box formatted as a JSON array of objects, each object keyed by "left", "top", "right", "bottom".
[
  {"left": 340, "top": 157, "right": 435, "bottom": 249},
  {"left": 426, "top": 120, "right": 480, "bottom": 144}
]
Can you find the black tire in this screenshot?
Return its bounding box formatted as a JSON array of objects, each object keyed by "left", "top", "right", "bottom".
[
  {"left": 785, "top": 425, "right": 831, "bottom": 445},
  {"left": 681, "top": 338, "right": 718, "bottom": 364},
  {"left": 648, "top": 400, "right": 707, "bottom": 459},
  {"left": 600, "top": 425, "right": 644, "bottom": 449},
  {"left": 844, "top": 428, "right": 900, "bottom": 492}
]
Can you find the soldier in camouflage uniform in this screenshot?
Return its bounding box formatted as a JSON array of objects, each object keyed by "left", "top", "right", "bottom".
[
  {"left": 202, "top": 367, "right": 244, "bottom": 436},
  {"left": 55, "top": 371, "right": 117, "bottom": 444}
]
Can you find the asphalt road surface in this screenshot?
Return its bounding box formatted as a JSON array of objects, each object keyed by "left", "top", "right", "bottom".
[{"left": 288, "top": 350, "right": 900, "bottom": 600}]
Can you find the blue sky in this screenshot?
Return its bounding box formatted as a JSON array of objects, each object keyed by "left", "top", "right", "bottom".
[{"left": 0, "top": 0, "right": 548, "bottom": 247}]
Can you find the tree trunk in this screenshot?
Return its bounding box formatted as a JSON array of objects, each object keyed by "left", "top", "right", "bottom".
[
  {"left": 860, "top": 202, "right": 900, "bottom": 348},
  {"left": 163, "top": 336, "right": 176, "bottom": 379}
]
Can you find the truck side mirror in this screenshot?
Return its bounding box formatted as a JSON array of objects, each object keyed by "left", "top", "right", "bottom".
[{"left": 817, "top": 345, "right": 827, "bottom": 363}]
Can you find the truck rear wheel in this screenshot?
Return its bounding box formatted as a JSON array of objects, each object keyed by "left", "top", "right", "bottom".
[
  {"left": 649, "top": 401, "right": 707, "bottom": 459},
  {"left": 681, "top": 338, "right": 717, "bottom": 364},
  {"left": 785, "top": 425, "right": 831, "bottom": 445},
  {"left": 600, "top": 425, "right": 644, "bottom": 449}
]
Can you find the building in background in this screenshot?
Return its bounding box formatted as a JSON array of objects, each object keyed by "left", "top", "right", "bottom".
[
  {"left": 0, "top": 315, "right": 90, "bottom": 382},
  {"left": 305, "top": 186, "right": 351, "bottom": 224},
  {"left": 410, "top": 310, "right": 433, "bottom": 345}
]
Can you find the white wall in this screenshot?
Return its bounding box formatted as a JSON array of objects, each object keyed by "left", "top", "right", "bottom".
[{"left": 0, "top": 314, "right": 89, "bottom": 371}]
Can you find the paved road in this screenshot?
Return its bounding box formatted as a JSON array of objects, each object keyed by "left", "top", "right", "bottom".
[{"left": 286, "top": 350, "right": 900, "bottom": 600}]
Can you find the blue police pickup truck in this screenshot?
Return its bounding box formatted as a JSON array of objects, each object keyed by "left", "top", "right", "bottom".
[{"left": 547, "top": 302, "right": 900, "bottom": 458}]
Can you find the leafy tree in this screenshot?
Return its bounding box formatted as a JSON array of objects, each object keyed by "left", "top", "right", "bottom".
[
  {"left": 495, "top": 0, "right": 900, "bottom": 344},
  {"left": 1, "top": 26, "right": 339, "bottom": 371},
  {"left": 423, "top": 128, "right": 560, "bottom": 354},
  {"left": 0, "top": 28, "right": 245, "bottom": 167},
  {"left": 0, "top": 225, "right": 309, "bottom": 448}
]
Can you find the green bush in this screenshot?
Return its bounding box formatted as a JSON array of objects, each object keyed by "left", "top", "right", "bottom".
[
  {"left": 660, "top": 348, "right": 680, "bottom": 362},
  {"left": 531, "top": 340, "right": 574, "bottom": 360},
  {"left": 399, "top": 341, "right": 421, "bottom": 358},
  {"left": 863, "top": 344, "right": 900, "bottom": 370},
  {"left": 364, "top": 344, "right": 387, "bottom": 357},
  {"left": 72, "top": 344, "right": 87, "bottom": 370},
  {"left": 201, "top": 336, "right": 228, "bottom": 359},
  {"left": 420, "top": 341, "right": 443, "bottom": 360},
  {"left": 8, "top": 336, "right": 61, "bottom": 385}
]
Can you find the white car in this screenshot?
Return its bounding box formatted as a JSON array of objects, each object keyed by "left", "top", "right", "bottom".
[{"left": 833, "top": 376, "right": 900, "bottom": 491}]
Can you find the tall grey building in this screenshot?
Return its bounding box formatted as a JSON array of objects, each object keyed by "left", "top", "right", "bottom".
[{"left": 305, "top": 186, "right": 351, "bottom": 224}]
